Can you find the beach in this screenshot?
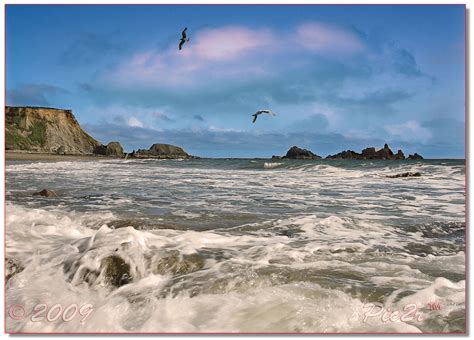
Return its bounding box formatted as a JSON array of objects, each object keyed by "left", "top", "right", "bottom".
[{"left": 5, "top": 152, "right": 114, "bottom": 162}]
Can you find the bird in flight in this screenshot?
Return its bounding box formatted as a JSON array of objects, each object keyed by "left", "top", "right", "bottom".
[
  {"left": 179, "top": 27, "right": 189, "bottom": 50},
  {"left": 252, "top": 109, "right": 276, "bottom": 123}
]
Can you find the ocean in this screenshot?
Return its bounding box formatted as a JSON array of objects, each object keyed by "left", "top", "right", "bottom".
[{"left": 5, "top": 158, "right": 465, "bottom": 333}]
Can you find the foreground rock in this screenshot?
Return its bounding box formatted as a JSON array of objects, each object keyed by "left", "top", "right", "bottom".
[
  {"left": 387, "top": 172, "right": 421, "bottom": 178},
  {"left": 6, "top": 257, "right": 24, "bottom": 282},
  {"left": 100, "top": 255, "right": 132, "bottom": 287},
  {"left": 326, "top": 144, "right": 414, "bottom": 160},
  {"left": 280, "top": 146, "right": 321, "bottom": 160},
  {"left": 130, "top": 143, "right": 192, "bottom": 159},
  {"left": 6, "top": 106, "right": 100, "bottom": 154},
  {"left": 33, "top": 189, "right": 58, "bottom": 197},
  {"left": 153, "top": 251, "right": 205, "bottom": 276},
  {"left": 94, "top": 141, "right": 124, "bottom": 157}
]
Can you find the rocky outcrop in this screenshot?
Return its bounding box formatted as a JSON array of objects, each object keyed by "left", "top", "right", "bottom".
[
  {"left": 407, "top": 153, "right": 424, "bottom": 160},
  {"left": 130, "top": 143, "right": 191, "bottom": 159},
  {"left": 33, "top": 189, "right": 58, "bottom": 197},
  {"left": 281, "top": 146, "right": 321, "bottom": 160},
  {"left": 326, "top": 144, "right": 418, "bottom": 160},
  {"left": 325, "top": 150, "right": 360, "bottom": 160},
  {"left": 6, "top": 106, "right": 100, "bottom": 154},
  {"left": 94, "top": 141, "right": 124, "bottom": 157}
]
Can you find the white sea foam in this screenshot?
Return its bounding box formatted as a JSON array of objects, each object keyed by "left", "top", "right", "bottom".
[{"left": 6, "top": 159, "right": 465, "bottom": 332}]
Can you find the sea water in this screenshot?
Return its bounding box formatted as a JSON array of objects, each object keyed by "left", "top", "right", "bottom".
[{"left": 5, "top": 158, "right": 465, "bottom": 332}]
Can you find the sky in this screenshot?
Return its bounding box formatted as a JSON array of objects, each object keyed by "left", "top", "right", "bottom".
[{"left": 6, "top": 5, "right": 465, "bottom": 158}]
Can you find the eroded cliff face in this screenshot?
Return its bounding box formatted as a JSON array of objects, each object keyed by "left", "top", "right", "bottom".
[{"left": 6, "top": 106, "right": 100, "bottom": 154}]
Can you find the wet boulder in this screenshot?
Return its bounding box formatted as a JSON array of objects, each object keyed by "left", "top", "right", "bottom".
[
  {"left": 153, "top": 251, "right": 205, "bottom": 276},
  {"left": 6, "top": 257, "right": 24, "bottom": 282},
  {"left": 387, "top": 172, "right": 421, "bottom": 178},
  {"left": 100, "top": 255, "right": 132, "bottom": 287},
  {"left": 33, "top": 189, "right": 58, "bottom": 197}
]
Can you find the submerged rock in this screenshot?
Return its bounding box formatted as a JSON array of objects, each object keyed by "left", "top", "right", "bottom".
[
  {"left": 153, "top": 251, "right": 205, "bottom": 276},
  {"left": 100, "top": 255, "right": 132, "bottom": 287},
  {"left": 33, "top": 189, "right": 58, "bottom": 197},
  {"left": 387, "top": 172, "right": 421, "bottom": 178},
  {"left": 282, "top": 146, "right": 321, "bottom": 160},
  {"left": 6, "top": 257, "right": 24, "bottom": 282}
]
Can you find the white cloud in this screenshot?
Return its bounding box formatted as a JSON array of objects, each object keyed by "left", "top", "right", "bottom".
[
  {"left": 127, "top": 117, "right": 144, "bottom": 128},
  {"left": 385, "top": 120, "right": 432, "bottom": 143}
]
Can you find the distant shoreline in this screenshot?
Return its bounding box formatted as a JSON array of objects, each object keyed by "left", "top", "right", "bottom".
[{"left": 5, "top": 152, "right": 463, "bottom": 162}]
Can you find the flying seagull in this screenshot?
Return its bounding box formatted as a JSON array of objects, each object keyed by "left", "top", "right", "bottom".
[
  {"left": 179, "top": 27, "right": 189, "bottom": 50},
  {"left": 252, "top": 109, "right": 276, "bottom": 123}
]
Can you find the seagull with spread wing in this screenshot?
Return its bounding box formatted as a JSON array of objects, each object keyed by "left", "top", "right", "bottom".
[
  {"left": 252, "top": 109, "right": 276, "bottom": 123},
  {"left": 179, "top": 27, "right": 189, "bottom": 50}
]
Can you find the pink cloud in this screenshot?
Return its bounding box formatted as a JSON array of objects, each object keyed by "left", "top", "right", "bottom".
[
  {"left": 101, "top": 22, "right": 367, "bottom": 90},
  {"left": 191, "top": 26, "right": 277, "bottom": 61},
  {"left": 104, "top": 26, "right": 276, "bottom": 89},
  {"left": 296, "top": 22, "right": 366, "bottom": 54}
]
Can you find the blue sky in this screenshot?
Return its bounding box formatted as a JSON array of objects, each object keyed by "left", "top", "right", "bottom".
[{"left": 6, "top": 5, "right": 465, "bottom": 158}]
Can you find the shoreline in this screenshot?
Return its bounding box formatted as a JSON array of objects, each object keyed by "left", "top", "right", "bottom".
[{"left": 5, "top": 152, "right": 116, "bottom": 162}]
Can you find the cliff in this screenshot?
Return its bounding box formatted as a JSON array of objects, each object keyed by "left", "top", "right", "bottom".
[{"left": 6, "top": 106, "right": 100, "bottom": 155}]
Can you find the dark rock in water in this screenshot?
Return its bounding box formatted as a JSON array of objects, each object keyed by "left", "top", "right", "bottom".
[
  {"left": 361, "top": 147, "right": 377, "bottom": 159},
  {"left": 326, "top": 150, "right": 360, "bottom": 160},
  {"left": 407, "top": 153, "right": 424, "bottom": 160},
  {"left": 376, "top": 143, "right": 394, "bottom": 160},
  {"left": 6, "top": 257, "right": 24, "bottom": 282},
  {"left": 33, "top": 189, "right": 58, "bottom": 197},
  {"left": 94, "top": 141, "right": 124, "bottom": 157},
  {"left": 387, "top": 172, "right": 421, "bottom": 178},
  {"left": 326, "top": 144, "right": 410, "bottom": 160},
  {"left": 153, "top": 251, "right": 205, "bottom": 276},
  {"left": 283, "top": 146, "right": 321, "bottom": 160},
  {"left": 271, "top": 155, "right": 282, "bottom": 160},
  {"left": 100, "top": 255, "right": 132, "bottom": 287},
  {"left": 395, "top": 149, "right": 405, "bottom": 160},
  {"left": 131, "top": 143, "right": 191, "bottom": 159}
]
